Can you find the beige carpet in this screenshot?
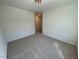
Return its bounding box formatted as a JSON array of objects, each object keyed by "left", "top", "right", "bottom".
[{"left": 7, "top": 34, "right": 77, "bottom": 59}]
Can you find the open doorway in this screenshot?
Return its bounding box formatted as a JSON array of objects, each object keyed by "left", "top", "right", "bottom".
[{"left": 35, "top": 12, "right": 42, "bottom": 34}]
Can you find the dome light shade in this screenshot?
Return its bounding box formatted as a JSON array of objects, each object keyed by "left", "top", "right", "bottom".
[{"left": 35, "top": 0, "right": 42, "bottom": 4}]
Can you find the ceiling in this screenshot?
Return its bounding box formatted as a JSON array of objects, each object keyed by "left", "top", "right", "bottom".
[{"left": 0, "top": 0, "right": 77, "bottom": 12}]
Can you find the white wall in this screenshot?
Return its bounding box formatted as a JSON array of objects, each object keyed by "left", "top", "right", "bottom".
[
  {"left": 0, "top": 5, "right": 35, "bottom": 42},
  {"left": 0, "top": 24, "right": 7, "bottom": 59},
  {"left": 43, "top": 2, "right": 78, "bottom": 46}
]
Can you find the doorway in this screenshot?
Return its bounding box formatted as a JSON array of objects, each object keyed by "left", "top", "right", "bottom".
[{"left": 35, "top": 12, "right": 42, "bottom": 33}]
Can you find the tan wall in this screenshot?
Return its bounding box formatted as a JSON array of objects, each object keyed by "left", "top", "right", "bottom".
[{"left": 35, "top": 13, "right": 42, "bottom": 33}]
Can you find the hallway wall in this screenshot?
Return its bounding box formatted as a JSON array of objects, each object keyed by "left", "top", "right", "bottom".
[
  {"left": 35, "top": 13, "right": 42, "bottom": 33},
  {"left": 43, "top": 2, "right": 78, "bottom": 46},
  {"left": 0, "top": 5, "right": 35, "bottom": 42}
]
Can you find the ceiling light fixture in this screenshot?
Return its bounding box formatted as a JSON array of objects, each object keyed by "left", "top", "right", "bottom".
[{"left": 35, "top": 0, "right": 42, "bottom": 4}]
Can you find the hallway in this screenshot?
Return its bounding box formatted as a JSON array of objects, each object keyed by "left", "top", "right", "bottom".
[{"left": 7, "top": 34, "right": 77, "bottom": 59}]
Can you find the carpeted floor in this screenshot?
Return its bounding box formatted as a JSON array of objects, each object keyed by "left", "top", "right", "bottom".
[{"left": 7, "top": 34, "right": 77, "bottom": 59}]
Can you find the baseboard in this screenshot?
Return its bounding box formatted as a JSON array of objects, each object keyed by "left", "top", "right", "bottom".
[
  {"left": 8, "top": 33, "right": 35, "bottom": 44},
  {"left": 42, "top": 34, "right": 77, "bottom": 47}
]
